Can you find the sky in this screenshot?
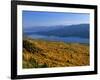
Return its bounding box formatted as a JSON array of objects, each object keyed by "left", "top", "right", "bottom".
[{"left": 22, "top": 11, "right": 89, "bottom": 28}]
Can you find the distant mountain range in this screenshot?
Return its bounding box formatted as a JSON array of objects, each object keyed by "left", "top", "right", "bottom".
[
  {"left": 24, "top": 24, "right": 89, "bottom": 38},
  {"left": 24, "top": 25, "right": 62, "bottom": 33}
]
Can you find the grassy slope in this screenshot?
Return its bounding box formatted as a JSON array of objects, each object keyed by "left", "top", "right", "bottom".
[{"left": 23, "top": 38, "right": 89, "bottom": 68}]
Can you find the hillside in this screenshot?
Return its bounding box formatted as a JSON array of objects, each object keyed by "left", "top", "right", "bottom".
[
  {"left": 26, "top": 24, "right": 89, "bottom": 38},
  {"left": 23, "top": 38, "right": 89, "bottom": 68}
]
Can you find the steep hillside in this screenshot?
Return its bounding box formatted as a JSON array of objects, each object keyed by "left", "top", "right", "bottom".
[{"left": 23, "top": 38, "right": 89, "bottom": 68}]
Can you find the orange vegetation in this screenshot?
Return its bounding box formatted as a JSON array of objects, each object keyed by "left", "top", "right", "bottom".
[{"left": 23, "top": 38, "right": 89, "bottom": 68}]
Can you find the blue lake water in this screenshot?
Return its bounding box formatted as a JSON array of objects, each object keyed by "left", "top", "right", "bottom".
[{"left": 27, "top": 34, "right": 89, "bottom": 44}]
